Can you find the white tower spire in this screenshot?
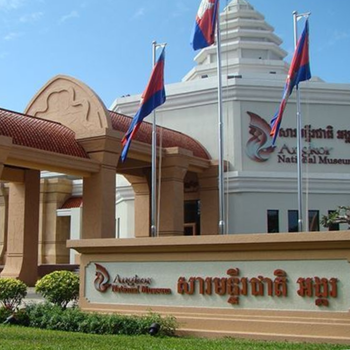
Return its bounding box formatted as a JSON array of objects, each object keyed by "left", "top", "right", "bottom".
[{"left": 184, "top": 0, "right": 289, "bottom": 82}]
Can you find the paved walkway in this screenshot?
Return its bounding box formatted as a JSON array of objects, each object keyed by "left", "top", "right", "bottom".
[
  {"left": 22, "top": 288, "right": 76, "bottom": 308},
  {"left": 22, "top": 287, "right": 45, "bottom": 305}
]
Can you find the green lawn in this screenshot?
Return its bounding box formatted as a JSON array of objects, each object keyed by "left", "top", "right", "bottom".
[{"left": 0, "top": 326, "right": 349, "bottom": 350}]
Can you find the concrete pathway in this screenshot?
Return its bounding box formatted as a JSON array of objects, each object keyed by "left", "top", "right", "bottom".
[{"left": 22, "top": 287, "right": 44, "bottom": 305}]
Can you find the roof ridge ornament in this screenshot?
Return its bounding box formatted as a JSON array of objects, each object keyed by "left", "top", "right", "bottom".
[{"left": 24, "top": 75, "right": 111, "bottom": 138}]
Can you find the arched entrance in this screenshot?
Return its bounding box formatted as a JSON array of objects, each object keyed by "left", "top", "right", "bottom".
[{"left": 0, "top": 75, "right": 219, "bottom": 285}]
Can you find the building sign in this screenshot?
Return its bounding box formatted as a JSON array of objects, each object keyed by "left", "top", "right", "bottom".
[
  {"left": 245, "top": 111, "right": 350, "bottom": 165},
  {"left": 94, "top": 263, "right": 171, "bottom": 295},
  {"left": 85, "top": 260, "right": 350, "bottom": 312}
]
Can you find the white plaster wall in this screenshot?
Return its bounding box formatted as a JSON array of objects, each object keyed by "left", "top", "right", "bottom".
[
  {"left": 226, "top": 190, "right": 350, "bottom": 234},
  {"left": 116, "top": 200, "right": 135, "bottom": 239},
  {"left": 112, "top": 75, "right": 350, "bottom": 235},
  {"left": 69, "top": 208, "right": 81, "bottom": 263},
  {"left": 116, "top": 175, "right": 135, "bottom": 238}
]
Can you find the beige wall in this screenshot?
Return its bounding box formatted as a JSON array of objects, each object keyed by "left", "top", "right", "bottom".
[
  {"left": 1, "top": 170, "right": 40, "bottom": 285},
  {"left": 69, "top": 231, "right": 350, "bottom": 344},
  {"left": 0, "top": 184, "right": 8, "bottom": 265}
]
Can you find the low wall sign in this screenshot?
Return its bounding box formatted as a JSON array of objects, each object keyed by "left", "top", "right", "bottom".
[{"left": 85, "top": 260, "right": 350, "bottom": 312}]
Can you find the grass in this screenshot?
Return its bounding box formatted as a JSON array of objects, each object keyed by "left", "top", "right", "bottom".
[{"left": 0, "top": 326, "right": 349, "bottom": 350}]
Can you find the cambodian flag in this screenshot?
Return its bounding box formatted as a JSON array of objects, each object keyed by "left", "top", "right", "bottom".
[
  {"left": 270, "top": 19, "right": 311, "bottom": 145},
  {"left": 121, "top": 48, "right": 166, "bottom": 162},
  {"left": 191, "top": 0, "right": 219, "bottom": 50}
]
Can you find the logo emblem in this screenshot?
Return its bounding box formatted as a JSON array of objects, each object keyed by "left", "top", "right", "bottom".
[
  {"left": 246, "top": 111, "right": 275, "bottom": 162},
  {"left": 94, "top": 263, "right": 111, "bottom": 292}
]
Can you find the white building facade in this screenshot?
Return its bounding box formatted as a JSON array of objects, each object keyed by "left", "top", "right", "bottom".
[{"left": 111, "top": 0, "right": 350, "bottom": 234}]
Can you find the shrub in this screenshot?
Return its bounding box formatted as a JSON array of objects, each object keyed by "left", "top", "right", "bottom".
[
  {"left": 0, "top": 277, "right": 27, "bottom": 311},
  {"left": 35, "top": 271, "right": 79, "bottom": 309},
  {"left": 21, "top": 303, "right": 178, "bottom": 336},
  {"left": 0, "top": 306, "right": 12, "bottom": 322},
  {"left": 321, "top": 206, "right": 350, "bottom": 229}
]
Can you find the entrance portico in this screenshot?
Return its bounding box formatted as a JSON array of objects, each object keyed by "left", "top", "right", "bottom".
[{"left": 0, "top": 74, "right": 217, "bottom": 285}]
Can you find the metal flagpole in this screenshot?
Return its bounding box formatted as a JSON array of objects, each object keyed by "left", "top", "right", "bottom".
[
  {"left": 151, "top": 40, "right": 157, "bottom": 237},
  {"left": 151, "top": 41, "right": 166, "bottom": 237},
  {"left": 216, "top": 10, "right": 225, "bottom": 235},
  {"left": 293, "top": 11, "right": 310, "bottom": 232},
  {"left": 293, "top": 11, "right": 303, "bottom": 233}
]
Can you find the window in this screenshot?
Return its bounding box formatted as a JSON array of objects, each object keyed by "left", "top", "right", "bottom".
[
  {"left": 267, "top": 210, "right": 279, "bottom": 233},
  {"left": 328, "top": 210, "right": 339, "bottom": 231},
  {"left": 308, "top": 210, "right": 320, "bottom": 231},
  {"left": 184, "top": 200, "right": 201, "bottom": 235},
  {"left": 288, "top": 210, "right": 299, "bottom": 232}
]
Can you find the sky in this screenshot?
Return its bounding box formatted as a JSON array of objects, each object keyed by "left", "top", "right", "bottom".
[{"left": 0, "top": 0, "right": 349, "bottom": 114}]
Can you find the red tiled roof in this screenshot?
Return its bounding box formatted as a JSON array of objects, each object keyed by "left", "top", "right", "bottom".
[
  {"left": 0, "top": 108, "right": 88, "bottom": 158},
  {"left": 60, "top": 196, "right": 83, "bottom": 209},
  {"left": 0, "top": 107, "right": 210, "bottom": 161},
  {"left": 109, "top": 111, "right": 210, "bottom": 160}
]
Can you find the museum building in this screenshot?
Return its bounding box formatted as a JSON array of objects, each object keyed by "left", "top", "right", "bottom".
[
  {"left": 112, "top": 0, "right": 350, "bottom": 235},
  {"left": 0, "top": 0, "right": 350, "bottom": 273}
]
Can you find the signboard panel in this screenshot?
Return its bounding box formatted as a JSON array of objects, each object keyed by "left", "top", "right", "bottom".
[
  {"left": 85, "top": 259, "right": 350, "bottom": 312},
  {"left": 241, "top": 101, "right": 350, "bottom": 173}
]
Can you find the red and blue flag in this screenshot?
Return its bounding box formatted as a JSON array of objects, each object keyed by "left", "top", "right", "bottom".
[
  {"left": 191, "top": 0, "right": 219, "bottom": 50},
  {"left": 121, "top": 48, "right": 166, "bottom": 162},
  {"left": 270, "top": 19, "right": 311, "bottom": 145}
]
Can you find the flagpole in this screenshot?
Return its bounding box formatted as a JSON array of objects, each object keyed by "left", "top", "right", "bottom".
[
  {"left": 216, "top": 11, "right": 225, "bottom": 235},
  {"left": 292, "top": 11, "right": 304, "bottom": 233},
  {"left": 293, "top": 11, "right": 311, "bottom": 232},
  {"left": 151, "top": 40, "right": 157, "bottom": 237},
  {"left": 151, "top": 41, "right": 166, "bottom": 238}
]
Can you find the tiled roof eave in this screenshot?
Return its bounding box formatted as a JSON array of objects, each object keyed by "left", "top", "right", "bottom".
[
  {"left": 108, "top": 110, "right": 211, "bottom": 161},
  {"left": 0, "top": 108, "right": 89, "bottom": 159}
]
